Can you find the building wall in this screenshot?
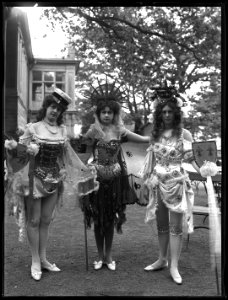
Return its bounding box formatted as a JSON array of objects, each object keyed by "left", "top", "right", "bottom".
[
  {"left": 4, "top": 8, "right": 79, "bottom": 139},
  {"left": 4, "top": 12, "right": 19, "bottom": 137},
  {"left": 4, "top": 8, "right": 31, "bottom": 138},
  {"left": 17, "top": 27, "right": 29, "bottom": 128}
]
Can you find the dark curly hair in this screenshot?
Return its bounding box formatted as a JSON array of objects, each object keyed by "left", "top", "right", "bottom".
[
  {"left": 95, "top": 100, "right": 121, "bottom": 123},
  {"left": 36, "top": 94, "right": 65, "bottom": 125},
  {"left": 151, "top": 100, "right": 183, "bottom": 142}
]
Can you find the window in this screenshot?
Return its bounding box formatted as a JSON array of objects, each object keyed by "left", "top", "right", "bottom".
[{"left": 32, "top": 71, "right": 65, "bottom": 101}]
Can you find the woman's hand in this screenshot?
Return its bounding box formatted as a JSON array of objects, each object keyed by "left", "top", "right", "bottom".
[
  {"left": 59, "top": 168, "right": 67, "bottom": 180},
  {"left": 4, "top": 139, "right": 18, "bottom": 150}
]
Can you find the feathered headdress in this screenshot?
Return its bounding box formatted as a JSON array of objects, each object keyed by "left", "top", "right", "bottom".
[
  {"left": 150, "top": 81, "right": 187, "bottom": 109},
  {"left": 85, "top": 78, "right": 126, "bottom": 106}
]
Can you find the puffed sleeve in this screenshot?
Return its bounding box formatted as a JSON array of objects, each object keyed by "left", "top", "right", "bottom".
[{"left": 19, "top": 123, "right": 34, "bottom": 145}]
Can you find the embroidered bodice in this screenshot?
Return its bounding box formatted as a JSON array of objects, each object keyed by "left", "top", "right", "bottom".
[
  {"left": 153, "top": 129, "right": 193, "bottom": 168},
  {"left": 91, "top": 139, "right": 122, "bottom": 180},
  {"left": 35, "top": 143, "right": 64, "bottom": 168},
  {"left": 153, "top": 137, "right": 183, "bottom": 167},
  {"left": 94, "top": 140, "right": 121, "bottom": 166},
  {"left": 149, "top": 129, "right": 194, "bottom": 186},
  {"left": 19, "top": 122, "right": 67, "bottom": 182}
]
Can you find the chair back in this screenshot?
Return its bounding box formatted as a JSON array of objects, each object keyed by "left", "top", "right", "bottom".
[{"left": 192, "top": 141, "right": 217, "bottom": 167}]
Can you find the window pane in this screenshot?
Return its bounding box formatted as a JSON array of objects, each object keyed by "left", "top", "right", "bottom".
[
  {"left": 44, "top": 82, "right": 55, "bottom": 94},
  {"left": 33, "top": 71, "right": 42, "bottom": 81},
  {"left": 32, "top": 83, "right": 42, "bottom": 101},
  {"left": 56, "top": 72, "right": 65, "bottom": 82},
  {"left": 44, "top": 72, "right": 54, "bottom": 82},
  {"left": 56, "top": 83, "right": 65, "bottom": 91}
]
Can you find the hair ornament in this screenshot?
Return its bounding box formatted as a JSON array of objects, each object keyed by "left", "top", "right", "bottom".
[
  {"left": 85, "top": 77, "right": 126, "bottom": 106},
  {"left": 150, "top": 80, "right": 187, "bottom": 109},
  {"left": 176, "top": 98, "right": 183, "bottom": 107}
]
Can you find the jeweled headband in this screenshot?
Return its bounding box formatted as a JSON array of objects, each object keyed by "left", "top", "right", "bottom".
[
  {"left": 85, "top": 78, "right": 125, "bottom": 106},
  {"left": 150, "top": 83, "right": 187, "bottom": 109}
]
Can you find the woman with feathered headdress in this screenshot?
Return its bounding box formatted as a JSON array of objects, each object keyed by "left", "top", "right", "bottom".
[
  {"left": 140, "top": 82, "right": 202, "bottom": 285},
  {"left": 80, "top": 79, "right": 150, "bottom": 271}
]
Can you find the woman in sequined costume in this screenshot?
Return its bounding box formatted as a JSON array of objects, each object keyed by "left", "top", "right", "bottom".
[
  {"left": 5, "top": 89, "right": 98, "bottom": 281},
  {"left": 81, "top": 81, "right": 150, "bottom": 271},
  {"left": 140, "top": 85, "right": 201, "bottom": 285}
]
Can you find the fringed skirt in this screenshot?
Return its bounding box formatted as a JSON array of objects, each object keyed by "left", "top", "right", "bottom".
[{"left": 82, "top": 175, "right": 129, "bottom": 234}]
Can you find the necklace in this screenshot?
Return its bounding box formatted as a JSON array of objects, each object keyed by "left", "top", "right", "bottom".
[{"left": 43, "top": 120, "right": 58, "bottom": 134}]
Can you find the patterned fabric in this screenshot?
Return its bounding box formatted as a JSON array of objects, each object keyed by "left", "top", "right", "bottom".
[
  {"left": 144, "top": 129, "right": 195, "bottom": 234},
  {"left": 94, "top": 140, "right": 122, "bottom": 179}
]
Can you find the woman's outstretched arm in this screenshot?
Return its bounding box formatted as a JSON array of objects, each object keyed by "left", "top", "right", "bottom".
[{"left": 126, "top": 130, "right": 150, "bottom": 143}]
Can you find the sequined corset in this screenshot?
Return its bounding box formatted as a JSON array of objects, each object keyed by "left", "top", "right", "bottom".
[
  {"left": 35, "top": 143, "right": 63, "bottom": 167},
  {"left": 34, "top": 143, "right": 63, "bottom": 182},
  {"left": 95, "top": 140, "right": 120, "bottom": 166},
  {"left": 93, "top": 140, "right": 121, "bottom": 180}
]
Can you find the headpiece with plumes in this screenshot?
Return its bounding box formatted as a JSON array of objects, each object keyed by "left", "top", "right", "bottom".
[
  {"left": 85, "top": 78, "right": 125, "bottom": 106},
  {"left": 150, "top": 81, "right": 187, "bottom": 109}
]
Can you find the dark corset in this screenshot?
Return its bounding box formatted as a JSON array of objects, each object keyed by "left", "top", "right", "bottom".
[
  {"left": 35, "top": 143, "right": 63, "bottom": 168},
  {"left": 95, "top": 140, "right": 120, "bottom": 166}
]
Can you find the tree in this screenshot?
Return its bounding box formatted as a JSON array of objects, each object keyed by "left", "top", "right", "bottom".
[
  {"left": 41, "top": 6, "right": 221, "bottom": 139},
  {"left": 185, "top": 75, "right": 221, "bottom": 141}
]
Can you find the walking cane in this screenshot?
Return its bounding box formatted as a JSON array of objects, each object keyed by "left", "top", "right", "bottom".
[
  {"left": 28, "top": 155, "right": 35, "bottom": 203},
  {"left": 84, "top": 209, "right": 89, "bottom": 271},
  {"left": 214, "top": 254, "right": 220, "bottom": 295}
]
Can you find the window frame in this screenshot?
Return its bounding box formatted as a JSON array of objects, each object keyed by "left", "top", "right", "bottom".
[{"left": 32, "top": 70, "right": 66, "bottom": 101}]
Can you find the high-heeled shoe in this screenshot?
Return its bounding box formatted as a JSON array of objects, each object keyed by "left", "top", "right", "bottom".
[
  {"left": 41, "top": 262, "right": 61, "bottom": 272},
  {"left": 170, "top": 268, "right": 182, "bottom": 285},
  {"left": 144, "top": 260, "right": 168, "bottom": 271},
  {"left": 31, "top": 266, "right": 42, "bottom": 281}
]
